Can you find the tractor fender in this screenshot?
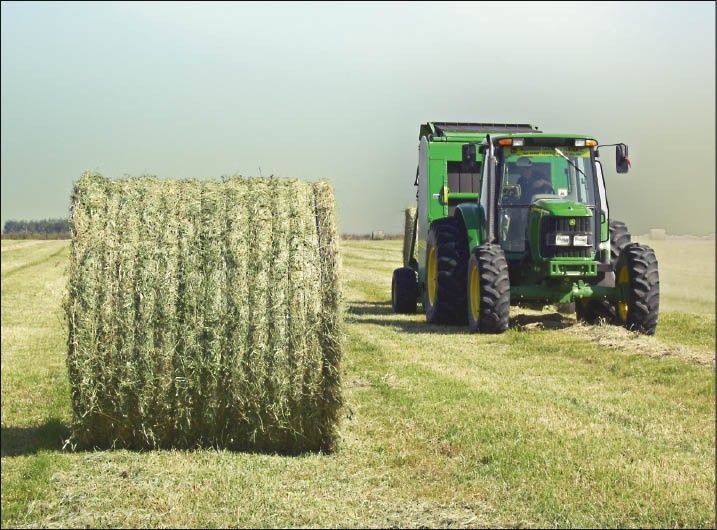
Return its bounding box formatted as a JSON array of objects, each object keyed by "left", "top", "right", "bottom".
[{"left": 454, "top": 203, "right": 485, "bottom": 252}]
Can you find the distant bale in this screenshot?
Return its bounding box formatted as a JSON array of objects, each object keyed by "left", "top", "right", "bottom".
[
  {"left": 649, "top": 228, "right": 667, "bottom": 240},
  {"left": 403, "top": 208, "right": 417, "bottom": 267},
  {"left": 371, "top": 230, "right": 385, "bottom": 241},
  {"left": 65, "top": 172, "right": 342, "bottom": 453}
]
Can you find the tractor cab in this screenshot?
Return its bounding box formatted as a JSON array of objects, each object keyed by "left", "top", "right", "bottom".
[{"left": 482, "top": 134, "right": 609, "bottom": 278}]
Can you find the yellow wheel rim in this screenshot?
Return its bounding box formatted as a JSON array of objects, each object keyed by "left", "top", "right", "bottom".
[
  {"left": 427, "top": 246, "right": 437, "bottom": 306},
  {"left": 470, "top": 262, "right": 480, "bottom": 322},
  {"left": 617, "top": 264, "right": 630, "bottom": 322}
]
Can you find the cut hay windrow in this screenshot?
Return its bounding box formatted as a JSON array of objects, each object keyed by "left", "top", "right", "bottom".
[
  {"left": 65, "top": 172, "right": 342, "bottom": 453},
  {"left": 403, "top": 207, "right": 416, "bottom": 267}
]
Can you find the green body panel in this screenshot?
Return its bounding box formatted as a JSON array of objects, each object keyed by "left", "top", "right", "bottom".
[
  {"left": 412, "top": 123, "right": 620, "bottom": 305},
  {"left": 426, "top": 141, "right": 484, "bottom": 223},
  {"left": 416, "top": 137, "right": 487, "bottom": 289},
  {"left": 454, "top": 203, "right": 484, "bottom": 251},
  {"left": 530, "top": 198, "right": 592, "bottom": 218}
]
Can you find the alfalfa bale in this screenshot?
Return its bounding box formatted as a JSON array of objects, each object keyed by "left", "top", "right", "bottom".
[
  {"left": 649, "top": 228, "right": 667, "bottom": 240},
  {"left": 403, "top": 207, "right": 417, "bottom": 267},
  {"left": 65, "top": 172, "right": 342, "bottom": 453}
]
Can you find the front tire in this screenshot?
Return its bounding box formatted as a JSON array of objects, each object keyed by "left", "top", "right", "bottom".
[
  {"left": 424, "top": 218, "right": 468, "bottom": 325},
  {"left": 467, "top": 244, "right": 510, "bottom": 333},
  {"left": 576, "top": 219, "right": 630, "bottom": 325}
]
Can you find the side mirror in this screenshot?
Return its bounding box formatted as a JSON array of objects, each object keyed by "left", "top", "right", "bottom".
[{"left": 616, "top": 144, "right": 630, "bottom": 174}]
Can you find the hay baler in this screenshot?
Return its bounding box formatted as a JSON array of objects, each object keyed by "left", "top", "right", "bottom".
[{"left": 392, "top": 122, "right": 659, "bottom": 334}]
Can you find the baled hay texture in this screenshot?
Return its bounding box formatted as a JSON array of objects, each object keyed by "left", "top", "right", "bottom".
[
  {"left": 66, "top": 173, "right": 342, "bottom": 453},
  {"left": 403, "top": 208, "right": 417, "bottom": 267}
]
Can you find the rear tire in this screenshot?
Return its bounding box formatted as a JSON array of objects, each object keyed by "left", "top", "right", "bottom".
[
  {"left": 467, "top": 244, "right": 510, "bottom": 333},
  {"left": 392, "top": 267, "right": 418, "bottom": 314},
  {"left": 424, "top": 218, "right": 468, "bottom": 325},
  {"left": 615, "top": 243, "right": 659, "bottom": 334},
  {"left": 609, "top": 219, "right": 631, "bottom": 268}
]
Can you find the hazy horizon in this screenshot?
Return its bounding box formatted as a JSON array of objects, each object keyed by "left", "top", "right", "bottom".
[{"left": 2, "top": 1, "right": 715, "bottom": 235}]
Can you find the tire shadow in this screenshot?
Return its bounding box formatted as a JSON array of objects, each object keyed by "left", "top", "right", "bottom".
[{"left": 347, "top": 301, "right": 576, "bottom": 333}]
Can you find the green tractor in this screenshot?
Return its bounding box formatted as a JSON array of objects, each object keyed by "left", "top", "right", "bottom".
[{"left": 392, "top": 122, "right": 659, "bottom": 334}]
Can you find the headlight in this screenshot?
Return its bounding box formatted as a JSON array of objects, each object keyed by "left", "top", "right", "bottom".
[
  {"left": 573, "top": 235, "right": 590, "bottom": 246},
  {"left": 555, "top": 234, "right": 571, "bottom": 246}
]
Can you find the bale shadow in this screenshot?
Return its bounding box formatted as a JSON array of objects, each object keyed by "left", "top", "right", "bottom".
[
  {"left": 1, "top": 419, "right": 332, "bottom": 457},
  {"left": 1, "top": 418, "right": 70, "bottom": 457}
]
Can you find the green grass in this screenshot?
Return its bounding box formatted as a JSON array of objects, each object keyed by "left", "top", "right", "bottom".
[{"left": 1, "top": 238, "right": 715, "bottom": 528}]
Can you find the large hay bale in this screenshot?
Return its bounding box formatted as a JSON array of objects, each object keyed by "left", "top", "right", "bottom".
[
  {"left": 649, "top": 228, "right": 667, "bottom": 240},
  {"left": 371, "top": 230, "right": 385, "bottom": 241},
  {"left": 65, "top": 173, "right": 342, "bottom": 453},
  {"left": 403, "top": 208, "right": 417, "bottom": 267}
]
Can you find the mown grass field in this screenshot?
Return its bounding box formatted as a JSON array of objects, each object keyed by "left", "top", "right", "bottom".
[{"left": 1, "top": 237, "right": 715, "bottom": 528}]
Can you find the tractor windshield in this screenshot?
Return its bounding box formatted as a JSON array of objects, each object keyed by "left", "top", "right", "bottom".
[
  {"left": 497, "top": 145, "right": 597, "bottom": 253},
  {"left": 498, "top": 146, "right": 596, "bottom": 207}
]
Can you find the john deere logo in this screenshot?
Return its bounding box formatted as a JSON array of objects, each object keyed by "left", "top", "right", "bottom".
[{"left": 569, "top": 218, "right": 576, "bottom": 227}]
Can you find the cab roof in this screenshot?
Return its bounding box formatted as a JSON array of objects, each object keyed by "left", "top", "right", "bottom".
[
  {"left": 491, "top": 132, "right": 594, "bottom": 142},
  {"left": 420, "top": 122, "right": 539, "bottom": 140},
  {"left": 421, "top": 122, "right": 594, "bottom": 143}
]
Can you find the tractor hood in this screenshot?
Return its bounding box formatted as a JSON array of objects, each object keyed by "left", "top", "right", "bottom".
[{"left": 531, "top": 198, "right": 592, "bottom": 217}]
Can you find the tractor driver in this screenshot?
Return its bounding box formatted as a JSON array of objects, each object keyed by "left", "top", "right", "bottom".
[{"left": 516, "top": 157, "right": 554, "bottom": 202}]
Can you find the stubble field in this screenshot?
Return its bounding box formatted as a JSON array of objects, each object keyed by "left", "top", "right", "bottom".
[{"left": 1, "top": 236, "right": 714, "bottom": 528}]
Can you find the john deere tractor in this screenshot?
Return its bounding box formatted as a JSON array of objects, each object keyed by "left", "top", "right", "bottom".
[{"left": 392, "top": 122, "right": 659, "bottom": 334}]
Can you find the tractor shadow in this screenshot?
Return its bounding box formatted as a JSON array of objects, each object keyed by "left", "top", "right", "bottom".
[
  {"left": 1, "top": 418, "right": 70, "bottom": 457},
  {"left": 347, "top": 301, "right": 576, "bottom": 334},
  {"left": 510, "top": 311, "right": 575, "bottom": 331},
  {"left": 347, "top": 301, "right": 462, "bottom": 334}
]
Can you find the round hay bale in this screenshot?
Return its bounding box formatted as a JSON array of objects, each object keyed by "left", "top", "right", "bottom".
[
  {"left": 65, "top": 172, "right": 342, "bottom": 453},
  {"left": 371, "top": 230, "right": 385, "bottom": 241},
  {"left": 649, "top": 228, "right": 667, "bottom": 240},
  {"left": 403, "top": 208, "right": 417, "bottom": 267}
]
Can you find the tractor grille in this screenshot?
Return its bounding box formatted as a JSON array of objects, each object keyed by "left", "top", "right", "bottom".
[{"left": 540, "top": 216, "right": 593, "bottom": 258}]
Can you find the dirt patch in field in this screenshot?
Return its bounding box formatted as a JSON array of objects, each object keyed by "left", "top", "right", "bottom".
[{"left": 562, "top": 323, "right": 714, "bottom": 367}]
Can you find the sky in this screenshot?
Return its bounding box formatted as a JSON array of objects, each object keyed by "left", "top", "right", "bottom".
[{"left": 1, "top": 1, "right": 715, "bottom": 235}]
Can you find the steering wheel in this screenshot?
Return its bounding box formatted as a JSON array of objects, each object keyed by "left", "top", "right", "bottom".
[{"left": 533, "top": 179, "right": 554, "bottom": 195}]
